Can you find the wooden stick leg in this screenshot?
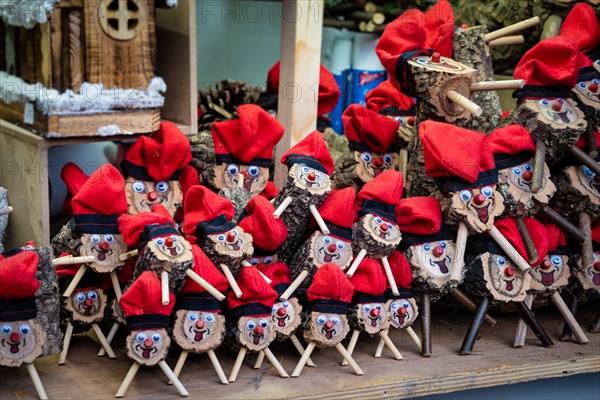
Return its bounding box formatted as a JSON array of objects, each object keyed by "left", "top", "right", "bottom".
[
  {"left": 341, "top": 330, "right": 360, "bottom": 366},
  {"left": 405, "top": 326, "right": 422, "bottom": 350},
  {"left": 483, "top": 16, "right": 540, "bottom": 42},
  {"left": 489, "top": 226, "right": 531, "bottom": 271},
  {"left": 382, "top": 256, "right": 399, "bottom": 296},
  {"left": 589, "top": 310, "right": 600, "bottom": 334},
  {"left": 446, "top": 89, "right": 482, "bottom": 116},
  {"left": 530, "top": 140, "right": 546, "bottom": 194},
  {"left": 335, "top": 343, "right": 364, "bottom": 375},
  {"left": 346, "top": 249, "right": 367, "bottom": 277},
  {"left": 449, "top": 222, "right": 468, "bottom": 284},
  {"left": 172, "top": 350, "right": 189, "bottom": 381},
  {"left": 374, "top": 338, "right": 385, "bottom": 358},
  {"left": 421, "top": 293, "right": 432, "bottom": 357},
  {"left": 290, "top": 334, "right": 315, "bottom": 367},
  {"left": 541, "top": 206, "right": 587, "bottom": 243},
  {"left": 561, "top": 296, "right": 579, "bottom": 341},
  {"left": 228, "top": 347, "right": 247, "bottom": 383},
  {"left": 513, "top": 294, "right": 534, "bottom": 348},
  {"left": 161, "top": 271, "right": 170, "bottom": 305},
  {"left": 115, "top": 362, "right": 140, "bottom": 398},
  {"left": 253, "top": 350, "right": 265, "bottom": 369},
  {"left": 58, "top": 322, "right": 73, "bottom": 365},
  {"left": 207, "top": 349, "right": 229, "bottom": 385},
  {"left": 516, "top": 216, "right": 539, "bottom": 264},
  {"left": 110, "top": 271, "right": 123, "bottom": 301},
  {"left": 291, "top": 342, "right": 316, "bottom": 377},
  {"left": 551, "top": 292, "right": 588, "bottom": 344},
  {"left": 580, "top": 212, "right": 594, "bottom": 276},
  {"left": 262, "top": 347, "right": 289, "bottom": 378},
  {"left": 92, "top": 324, "right": 117, "bottom": 359},
  {"left": 310, "top": 204, "right": 330, "bottom": 235},
  {"left": 273, "top": 196, "right": 293, "bottom": 218},
  {"left": 379, "top": 329, "right": 403, "bottom": 360},
  {"left": 514, "top": 301, "right": 553, "bottom": 347},
  {"left": 487, "top": 35, "right": 525, "bottom": 47},
  {"left": 98, "top": 322, "right": 120, "bottom": 357},
  {"left": 62, "top": 265, "right": 88, "bottom": 297},
  {"left": 399, "top": 148, "right": 408, "bottom": 178},
  {"left": 220, "top": 264, "right": 242, "bottom": 298},
  {"left": 567, "top": 145, "right": 600, "bottom": 176},
  {"left": 450, "top": 288, "right": 497, "bottom": 327},
  {"left": 470, "top": 79, "right": 524, "bottom": 91},
  {"left": 459, "top": 297, "right": 490, "bottom": 355},
  {"left": 25, "top": 363, "right": 48, "bottom": 400},
  {"left": 280, "top": 270, "right": 309, "bottom": 301},
  {"left": 158, "top": 360, "right": 189, "bottom": 397},
  {"left": 584, "top": 123, "right": 598, "bottom": 158}
]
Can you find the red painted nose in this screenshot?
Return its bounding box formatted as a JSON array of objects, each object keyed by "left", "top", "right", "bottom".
[
  {"left": 147, "top": 191, "right": 158, "bottom": 201},
  {"left": 522, "top": 171, "right": 533, "bottom": 182},
  {"left": 593, "top": 262, "right": 600, "bottom": 272},
  {"left": 99, "top": 242, "right": 110, "bottom": 251},
  {"left": 226, "top": 231, "right": 236, "bottom": 243},
  {"left": 196, "top": 320, "right": 205, "bottom": 329},
  {"left": 431, "top": 51, "right": 441, "bottom": 63},
  {"left": 551, "top": 101, "right": 563, "bottom": 112},
  {"left": 165, "top": 237, "right": 174, "bottom": 247},
  {"left": 241, "top": 171, "right": 249, "bottom": 179},
  {"left": 461, "top": 23, "right": 469, "bottom": 29},
  {"left": 406, "top": 116, "right": 416, "bottom": 127},
  {"left": 370, "top": 308, "right": 380, "bottom": 317},
  {"left": 144, "top": 338, "right": 153, "bottom": 347},
  {"left": 324, "top": 321, "right": 334, "bottom": 330},
  {"left": 504, "top": 267, "right": 515, "bottom": 277},
  {"left": 589, "top": 83, "right": 599, "bottom": 93},
  {"left": 84, "top": 298, "right": 93, "bottom": 306},
  {"left": 327, "top": 244, "right": 337, "bottom": 253},
  {"left": 541, "top": 259, "right": 552, "bottom": 270},
  {"left": 253, "top": 326, "right": 264, "bottom": 335},
  {"left": 10, "top": 332, "right": 20, "bottom": 342},
  {"left": 432, "top": 245, "right": 444, "bottom": 258},
  {"left": 473, "top": 194, "right": 486, "bottom": 205},
  {"left": 379, "top": 223, "right": 389, "bottom": 232},
  {"left": 277, "top": 307, "right": 287, "bottom": 317},
  {"left": 398, "top": 307, "right": 407, "bottom": 315},
  {"left": 307, "top": 172, "right": 316, "bottom": 181},
  {"left": 371, "top": 157, "right": 384, "bottom": 168}
]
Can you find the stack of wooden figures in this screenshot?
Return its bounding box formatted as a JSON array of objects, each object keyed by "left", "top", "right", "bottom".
[{"left": 1, "top": 1, "right": 599, "bottom": 399}]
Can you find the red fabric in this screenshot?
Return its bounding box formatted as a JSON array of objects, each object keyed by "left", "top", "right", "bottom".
[
  {"left": 0, "top": 251, "right": 40, "bottom": 300},
  {"left": 182, "top": 185, "right": 235, "bottom": 237},
  {"left": 513, "top": 36, "right": 582, "bottom": 88},
  {"left": 366, "top": 80, "right": 416, "bottom": 113},
  {"left": 560, "top": 3, "right": 600, "bottom": 53},
  {"left": 575, "top": 131, "right": 600, "bottom": 150},
  {"left": 118, "top": 204, "right": 177, "bottom": 248},
  {"left": 350, "top": 257, "right": 386, "bottom": 296},
  {"left": 306, "top": 263, "right": 354, "bottom": 304},
  {"left": 318, "top": 188, "right": 357, "bottom": 229},
  {"left": 592, "top": 222, "right": 600, "bottom": 246},
  {"left": 120, "top": 271, "right": 175, "bottom": 318},
  {"left": 488, "top": 125, "right": 535, "bottom": 156},
  {"left": 357, "top": 170, "right": 404, "bottom": 208},
  {"left": 420, "top": 120, "right": 495, "bottom": 183},
  {"left": 226, "top": 267, "right": 278, "bottom": 316},
  {"left": 342, "top": 104, "right": 400, "bottom": 153},
  {"left": 123, "top": 121, "right": 192, "bottom": 181},
  {"left": 212, "top": 104, "right": 284, "bottom": 164},
  {"left": 494, "top": 218, "right": 548, "bottom": 266},
  {"left": 280, "top": 131, "right": 334, "bottom": 175},
  {"left": 267, "top": 61, "right": 341, "bottom": 115},
  {"left": 238, "top": 196, "right": 287, "bottom": 251},
  {"left": 72, "top": 164, "right": 128, "bottom": 216},
  {"left": 395, "top": 197, "right": 442, "bottom": 235},
  {"left": 424, "top": 0, "right": 455, "bottom": 58},
  {"left": 179, "top": 166, "right": 200, "bottom": 200},
  {"left": 259, "top": 181, "right": 279, "bottom": 200},
  {"left": 180, "top": 245, "right": 229, "bottom": 296},
  {"left": 544, "top": 223, "right": 567, "bottom": 253},
  {"left": 260, "top": 262, "right": 292, "bottom": 287},
  {"left": 387, "top": 251, "right": 413, "bottom": 289},
  {"left": 61, "top": 163, "right": 88, "bottom": 213}
]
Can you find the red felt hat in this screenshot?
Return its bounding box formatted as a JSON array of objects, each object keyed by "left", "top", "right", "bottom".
[
  {"left": 544, "top": 223, "right": 568, "bottom": 254},
  {"left": 179, "top": 165, "right": 200, "bottom": 201},
  {"left": 488, "top": 125, "right": 536, "bottom": 169},
  {"left": 575, "top": 131, "right": 600, "bottom": 151},
  {"left": 61, "top": 163, "right": 88, "bottom": 214},
  {"left": 493, "top": 218, "right": 549, "bottom": 266},
  {"left": 121, "top": 121, "right": 192, "bottom": 182},
  {"left": 317, "top": 188, "right": 357, "bottom": 238},
  {"left": 260, "top": 262, "right": 293, "bottom": 296},
  {"left": 182, "top": 185, "right": 236, "bottom": 241},
  {"left": 423, "top": 0, "right": 455, "bottom": 58},
  {"left": 267, "top": 61, "right": 340, "bottom": 115},
  {"left": 592, "top": 222, "right": 600, "bottom": 247},
  {"left": 342, "top": 104, "right": 400, "bottom": 153},
  {"left": 238, "top": 196, "right": 287, "bottom": 254},
  {"left": 560, "top": 3, "right": 600, "bottom": 53},
  {"left": 212, "top": 104, "right": 284, "bottom": 167},
  {"left": 0, "top": 251, "right": 40, "bottom": 321},
  {"left": 356, "top": 170, "right": 404, "bottom": 222},
  {"left": 395, "top": 196, "right": 442, "bottom": 235},
  {"left": 226, "top": 267, "right": 278, "bottom": 320},
  {"left": 386, "top": 251, "right": 414, "bottom": 298},
  {"left": 349, "top": 257, "right": 386, "bottom": 299},
  {"left": 118, "top": 204, "right": 179, "bottom": 248},
  {"left": 420, "top": 120, "right": 497, "bottom": 192},
  {"left": 120, "top": 271, "right": 175, "bottom": 330},
  {"left": 280, "top": 131, "right": 334, "bottom": 175},
  {"left": 259, "top": 181, "right": 279, "bottom": 200},
  {"left": 306, "top": 263, "right": 354, "bottom": 313},
  {"left": 365, "top": 80, "right": 416, "bottom": 115}
]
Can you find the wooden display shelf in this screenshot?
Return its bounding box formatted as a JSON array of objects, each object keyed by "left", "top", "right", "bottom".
[{"left": 1, "top": 306, "right": 598, "bottom": 399}]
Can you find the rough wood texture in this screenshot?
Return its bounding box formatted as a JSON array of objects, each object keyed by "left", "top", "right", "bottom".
[
  {"left": 46, "top": 109, "right": 161, "bottom": 137},
  {"left": 352, "top": 218, "right": 398, "bottom": 260},
  {"left": 549, "top": 166, "right": 600, "bottom": 219},
  {"left": 463, "top": 254, "right": 530, "bottom": 303},
  {"left": 405, "top": 129, "right": 438, "bottom": 197},
  {"left": 134, "top": 248, "right": 193, "bottom": 296},
  {"left": 496, "top": 163, "right": 555, "bottom": 218},
  {"left": 34, "top": 246, "right": 63, "bottom": 357},
  {"left": 49, "top": 8, "right": 63, "bottom": 91},
  {"left": 218, "top": 187, "right": 251, "bottom": 221},
  {"left": 0, "top": 187, "right": 10, "bottom": 253},
  {"left": 67, "top": 9, "right": 84, "bottom": 92}
]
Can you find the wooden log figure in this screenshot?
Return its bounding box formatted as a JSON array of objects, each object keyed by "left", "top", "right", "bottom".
[
  {"left": 292, "top": 263, "right": 362, "bottom": 377},
  {"left": 119, "top": 204, "right": 194, "bottom": 304},
  {"left": 225, "top": 267, "right": 288, "bottom": 382},
  {"left": 0, "top": 252, "right": 50, "bottom": 399},
  {"left": 331, "top": 104, "right": 400, "bottom": 190},
  {"left": 120, "top": 122, "right": 196, "bottom": 217},
  {"left": 381, "top": 252, "right": 419, "bottom": 336},
  {"left": 287, "top": 188, "right": 357, "bottom": 298},
  {"left": 575, "top": 223, "right": 600, "bottom": 297},
  {"left": 0, "top": 186, "right": 12, "bottom": 253},
  {"left": 171, "top": 245, "right": 230, "bottom": 385},
  {"left": 116, "top": 272, "right": 188, "bottom": 397}
]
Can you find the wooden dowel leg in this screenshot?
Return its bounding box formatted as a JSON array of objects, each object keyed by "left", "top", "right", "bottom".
[
  {"left": 25, "top": 363, "right": 48, "bottom": 400},
  {"left": 450, "top": 288, "right": 497, "bottom": 327},
  {"left": 589, "top": 310, "right": 600, "bottom": 334},
  {"left": 580, "top": 212, "right": 594, "bottom": 274},
  {"left": 530, "top": 140, "right": 546, "bottom": 193},
  {"left": 52, "top": 255, "right": 96, "bottom": 266},
  {"left": 158, "top": 360, "right": 189, "bottom": 397},
  {"left": 487, "top": 35, "right": 525, "bottom": 47},
  {"left": 459, "top": 296, "right": 490, "bottom": 355},
  {"left": 541, "top": 206, "right": 587, "bottom": 243},
  {"left": 513, "top": 294, "right": 534, "bottom": 348},
  {"left": 382, "top": 256, "right": 399, "bottom": 296},
  {"left": 172, "top": 350, "right": 189, "bottom": 380},
  {"left": 310, "top": 204, "right": 330, "bottom": 235},
  {"left": 567, "top": 145, "right": 600, "bottom": 176},
  {"left": 280, "top": 270, "right": 309, "bottom": 301},
  {"left": 186, "top": 269, "right": 226, "bottom": 301},
  {"left": 584, "top": 123, "right": 598, "bottom": 158},
  {"left": 551, "top": 292, "right": 588, "bottom": 344},
  {"left": 58, "top": 322, "right": 73, "bottom": 365},
  {"left": 489, "top": 226, "right": 531, "bottom": 271},
  {"left": 220, "top": 264, "right": 242, "bottom": 298},
  {"left": 449, "top": 222, "right": 468, "bottom": 284},
  {"left": 98, "top": 322, "right": 119, "bottom": 357},
  {"left": 228, "top": 347, "right": 247, "bottom": 382},
  {"left": 346, "top": 249, "right": 367, "bottom": 277},
  {"left": 290, "top": 334, "right": 315, "bottom": 367},
  {"left": 62, "top": 265, "right": 88, "bottom": 297},
  {"left": 92, "top": 323, "right": 117, "bottom": 359},
  {"left": 421, "top": 293, "right": 431, "bottom": 357},
  {"left": 470, "top": 79, "right": 524, "bottom": 91},
  {"left": 161, "top": 271, "right": 170, "bottom": 305},
  {"left": 207, "top": 349, "right": 229, "bottom": 385},
  {"left": 399, "top": 148, "right": 408, "bottom": 178},
  {"left": 341, "top": 330, "right": 360, "bottom": 366},
  {"left": 561, "top": 296, "right": 579, "bottom": 341},
  {"left": 273, "top": 196, "right": 293, "bottom": 218},
  {"left": 483, "top": 16, "right": 540, "bottom": 42},
  {"left": 335, "top": 343, "right": 364, "bottom": 375},
  {"left": 291, "top": 342, "right": 316, "bottom": 377},
  {"left": 379, "top": 329, "right": 403, "bottom": 360},
  {"left": 514, "top": 301, "right": 553, "bottom": 347},
  {"left": 515, "top": 216, "right": 539, "bottom": 264},
  {"left": 405, "top": 326, "right": 422, "bottom": 350},
  {"left": 253, "top": 350, "right": 265, "bottom": 369},
  {"left": 374, "top": 338, "right": 385, "bottom": 358},
  {"left": 115, "top": 362, "right": 140, "bottom": 398},
  {"left": 447, "top": 90, "right": 482, "bottom": 116},
  {"left": 262, "top": 347, "right": 289, "bottom": 378},
  {"left": 110, "top": 271, "right": 123, "bottom": 301}
]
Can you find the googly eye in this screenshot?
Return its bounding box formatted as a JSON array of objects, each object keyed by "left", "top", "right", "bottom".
[
  {"left": 423, "top": 243, "right": 431, "bottom": 251},
  {"left": 263, "top": 256, "right": 273, "bottom": 265},
  {"left": 133, "top": 181, "right": 145, "bottom": 193},
  {"left": 2, "top": 324, "right": 12, "bottom": 334},
  {"left": 246, "top": 321, "right": 256, "bottom": 330},
  {"left": 155, "top": 238, "right": 165, "bottom": 246},
  {"left": 227, "top": 164, "right": 239, "bottom": 176},
  {"left": 104, "top": 234, "right": 114, "bottom": 243},
  {"left": 171, "top": 235, "right": 178, "bottom": 243},
  {"left": 360, "top": 152, "right": 372, "bottom": 163},
  {"left": 152, "top": 333, "right": 162, "bottom": 343},
  {"left": 383, "top": 154, "right": 393, "bottom": 164},
  {"left": 248, "top": 166, "right": 260, "bottom": 177},
  {"left": 91, "top": 234, "right": 100, "bottom": 244},
  {"left": 135, "top": 332, "right": 146, "bottom": 343},
  {"left": 375, "top": 304, "right": 383, "bottom": 310},
  {"left": 76, "top": 293, "right": 86, "bottom": 303},
  {"left": 497, "top": 256, "right": 506, "bottom": 266},
  {"left": 19, "top": 324, "right": 31, "bottom": 335},
  {"left": 583, "top": 167, "right": 594, "bottom": 178},
  {"left": 250, "top": 258, "right": 259, "bottom": 266},
  {"left": 558, "top": 98, "right": 565, "bottom": 104},
  {"left": 550, "top": 255, "right": 562, "bottom": 266},
  {"left": 187, "top": 313, "right": 198, "bottom": 322},
  {"left": 401, "top": 301, "right": 410, "bottom": 309},
  {"left": 440, "top": 241, "right": 447, "bottom": 248},
  {"left": 260, "top": 319, "right": 269, "bottom": 328},
  {"left": 316, "top": 315, "right": 326, "bottom": 325},
  {"left": 523, "top": 163, "right": 533, "bottom": 172},
  {"left": 396, "top": 117, "right": 406, "bottom": 126},
  {"left": 390, "top": 302, "right": 399, "bottom": 311},
  {"left": 155, "top": 181, "right": 169, "bottom": 193},
  {"left": 415, "top": 57, "right": 428, "bottom": 65},
  {"left": 282, "top": 301, "right": 290, "bottom": 308},
  {"left": 323, "top": 236, "right": 332, "bottom": 244},
  {"left": 512, "top": 167, "right": 521, "bottom": 175},
  {"left": 231, "top": 229, "right": 239, "bottom": 236},
  {"left": 374, "top": 217, "right": 383, "bottom": 224},
  {"left": 595, "top": 60, "right": 600, "bottom": 67},
  {"left": 362, "top": 304, "right": 372, "bottom": 313},
  {"left": 336, "top": 241, "right": 345, "bottom": 250},
  {"left": 330, "top": 316, "right": 340, "bottom": 325},
  {"left": 205, "top": 313, "right": 215, "bottom": 323},
  {"left": 539, "top": 99, "right": 550, "bottom": 107},
  {"left": 87, "top": 291, "right": 98, "bottom": 301},
  {"left": 302, "top": 166, "right": 310, "bottom": 174},
  {"left": 481, "top": 186, "right": 493, "bottom": 198},
  {"left": 272, "top": 305, "right": 278, "bottom": 313},
  {"left": 578, "top": 81, "right": 588, "bottom": 89},
  {"left": 459, "top": 190, "right": 472, "bottom": 202},
  {"left": 593, "top": 79, "right": 600, "bottom": 85},
  {"left": 217, "top": 234, "right": 226, "bottom": 242}
]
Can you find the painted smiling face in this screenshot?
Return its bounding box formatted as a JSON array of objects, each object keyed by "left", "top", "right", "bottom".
[
  {"left": 362, "top": 214, "right": 402, "bottom": 246},
  {"left": 125, "top": 177, "right": 183, "bottom": 216},
  {"left": 0, "top": 319, "right": 45, "bottom": 367},
  {"left": 310, "top": 233, "right": 353, "bottom": 270},
  {"left": 146, "top": 235, "right": 193, "bottom": 263},
  {"left": 529, "top": 255, "right": 570, "bottom": 291},
  {"left": 573, "top": 79, "right": 600, "bottom": 108},
  {"left": 289, "top": 164, "right": 331, "bottom": 195},
  {"left": 271, "top": 298, "right": 302, "bottom": 337},
  {"left": 237, "top": 316, "right": 275, "bottom": 351},
  {"left": 355, "top": 302, "right": 389, "bottom": 334},
  {"left": 249, "top": 255, "right": 278, "bottom": 269},
  {"left": 353, "top": 151, "right": 398, "bottom": 183},
  {"left": 451, "top": 186, "right": 504, "bottom": 233},
  {"left": 213, "top": 163, "right": 269, "bottom": 197},
  {"left": 409, "top": 240, "right": 456, "bottom": 285},
  {"left": 525, "top": 98, "right": 585, "bottom": 127},
  {"left": 482, "top": 253, "right": 530, "bottom": 302},
  {"left": 565, "top": 165, "right": 600, "bottom": 203},
  {"left": 576, "top": 251, "right": 600, "bottom": 293},
  {"left": 207, "top": 227, "right": 253, "bottom": 259},
  {"left": 126, "top": 329, "right": 170, "bottom": 366},
  {"left": 80, "top": 233, "right": 127, "bottom": 273},
  {"left": 386, "top": 297, "right": 418, "bottom": 329},
  {"left": 173, "top": 310, "right": 225, "bottom": 352},
  {"left": 499, "top": 159, "right": 556, "bottom": 209},
  {"left": 305, "top": 312, "right": 350, "bottom": 347},
  {"left": 64, "top": 288, "right": 107, "bottom": 324}
]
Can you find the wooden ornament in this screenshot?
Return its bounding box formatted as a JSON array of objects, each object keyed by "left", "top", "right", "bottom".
[
  {"left": 575, "top": 250, "right": 600, "bottom": 294},
  {"left": 528, "top": 255, "right": 571, "bottom": 293},
  {"left": 444, "top": 186, "right": 505, "bottom": 234},
  {"left": 79, "top": 233, "right": 127, "bottom": 273},
  {"left": 125, "top": 329, "right": 171, "bottom": 367},
  {"left": 271, "top": 298, "right": 303, "bottom": 340},
  {"left": 202, "top": 228, "right": 253, "bottom": 281},
  {"left": 172, "top": 310, "right": 226, "bottom": 353},
  {"left": 465, "top": 253, "right": 531, "bottom": 303},
  {"left": 406, "top": 239, "right": 458, "bottom": 293},
  {"left": 349, "top": 302, "right": 390, "bottom": 336},
  {"left": 64, "top": 287, "right": 108, "bottom": 325},
  {"left": 571, "top": 79, "right": 600, "bottom": 133},
  {"left": 386, "top": 297, "right": 419, "bottom": 330},
  {"left": 303, "top": 312, "right": 350, "bottom": 348},
  {"left": 124, "top": 177, "right": 183, "bottom": 217},
  {"left": 212, "top": 163, "right": 269, "bottom": 198},
  {"left": 0, "top": 319, "right": 46, "bottom": 368},
  {"left": 352, "top": 215, "right": 402, "bottom": 259}
]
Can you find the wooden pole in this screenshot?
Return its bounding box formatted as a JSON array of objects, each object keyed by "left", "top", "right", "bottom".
[
  {"left": 446, "top": 90, "right": 482, "bottom": 116},
  {"left": 228, "top": 347, "right": 247, "bottom": 383},
  {"left": 531, "top": 140, "right": 546, "bottom": 193},
  {"left": 346, "top": 249, "right": 367, "bottom": 277},
  {"left": 341, "top": 330, "right": 360, "bottom": 366},
  {"left": 263, "top": 347, "right": 290, "bottom": 378},
  {"left": 580, "top": 212, "right": 594, "bottom": 274},
  {"left": 560, "top": 296, "right": 579, "bottom": 342},
  {"left": 335, "top": 343, "right": 364, "bottom": 375},
  {"left": 551, "top": 291, "right": 588, "bottom": 344},
  {"left": 513, "top": 293, "right": 534, "bottom": 348},
  {"left": 58, "top": 322, "right": 73, "bottom": 365},
  {"left": 25, "top": 363, "right": 48, "bottom": 400},
  {"left": 514, "top": 301, "right": 553, "bottom": 347},
  {"left": 405, "top": 326, "right": 422, "bottom": 349},
  {"left": 98, "top": 322, "right": 119, "bottom": 357},
  {"left": 471, "top": 79, "right": 524, "bottom": 91},
  {"left": 379, "top": 329, "right": 403, "bottom": 360},
  {"left": 487, "top": 35, "right": 525, "bottom": 47},
  {"left": 207, "top": 349, "right": 230, "bottom": 385},
  {"left": 161, "top": 271, "right": 170, "bottom": 306},
  {"left": 273, "top": 197, "right": 293, "bottom": 219},
  {"left": 62, "top": 265, "right": 88, "bottom": 297},
  {"left": 399, "top": 148, "right": 408, "bottom": 178},
  {"left": 290, "top": 334, "right": 316, "bottom": 367},
  {"left": 310, "top": 204, "right": 330, "bottom": 235},
  {"left": 291, "top": 341, "right": 316, "bottom": 377},
  {"left": 484, "top": 17, "right": 540, "bottom": 42},
  {"left": 489, "top": 226, "right": 531, "bottom": 271},
  {"left": 541, "top": 206, "right": 587, "bottom": 243},
  {"left": 158, "top": 360, "right": 189, "bottom": 396},
  {"left": 280, "top": 270, "right": 309, "bottom": 301},
  {"left": 374, "top": 338, "right": 385, "bottom": 358},
  {"left": 172, "top": 350, "right": 189, "bottom": 379},
  {"left": 186, "top": 269, "right": 226, "bottom": 301},
  {"left": 115, "top": 362, "right": 141, "bottom": 398},
  {"left": 515, "top": 216, "right": 539, "bottom": 265},
  {"left": 421, "top": 293, "right": 432, "bottom": 357},
  {"left": 253, "top": 350, "right": 265, "bottom": 369},
  {"left": 92, "top": 323, "right": 117, "bottom": 359},
  {"left": 220, "top": 264, "right": 242, "bottom": 298},
  {"left": 110, "top": 271, "right": 122, "bottom": 301},
  {"left": 119, "top": 249, "right": 138, "bottom": 261},
  {"left": 450, "top": 288, "right": 497, "bottom": 327},
  {"left": 52, "top": 255, "right": 95, "bottom": 266},
  {"left": 566, "top": 146, "right": 600, "bottom": 176},
  {"left": 449, "top": 222, "right": 468, "bottom": 284},
  {"left": 583, "top": 124, "right": 598, "bottom": 158},
  {"left": 459, "top": 296, "right": 490, "bottom": 355}
]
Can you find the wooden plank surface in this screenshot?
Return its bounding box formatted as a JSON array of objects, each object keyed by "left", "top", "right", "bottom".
[
  {"left": 1, "top": 305, "right": 598, "bottom": 399},
  {"left": 67, "top": 8, "right": 84, "bottom": 92},
  {"left": 45, "top": 109, "right": 161, "bottom": 137}
]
